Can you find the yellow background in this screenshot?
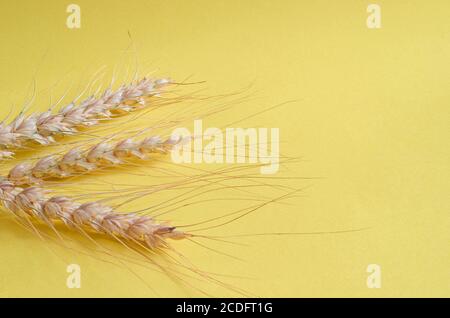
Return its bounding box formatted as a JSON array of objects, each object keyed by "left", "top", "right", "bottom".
[{"left": 0, "top": 0, "right": 448, "bottom": 297}]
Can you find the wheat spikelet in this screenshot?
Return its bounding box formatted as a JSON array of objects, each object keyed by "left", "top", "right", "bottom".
[
  {"left": 0, "top": 77, "right": 171, "bottom": 158},
  {"left": 0, "top": 150, "right": 14, "bottom": 160},
  {"left": 0, "top": 179, "right": 188, "bottom": 249},
  {"left": 7, "top": 135, "right": 181, "bottom": 185}
]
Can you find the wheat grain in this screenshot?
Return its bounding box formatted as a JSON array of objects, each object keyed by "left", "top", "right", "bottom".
[
  {"left": 0, "top": 179, "right": 188, "bottom": 249},
  {"left": 7, "top": 135, "right": 181, "bottom": 185},
  {"left": 0, "top": 150, "right": 14, "bottom": 160},
  {"left": 0, "top": 77, "right": 171, "bottom": 158}
]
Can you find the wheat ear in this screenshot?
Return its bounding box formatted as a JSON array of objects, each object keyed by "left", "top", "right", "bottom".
[
  {"left": 0, "top": 77, "right": 171, "bottom": 157},
  {"left": 0, "top": 180, "right": 188, "bottom": 249},
  {"left": 8, "top": 135, "right": 181, "bottom": 185},
  {"left": 0, "top": 150, "right": 14, "bottom": 160}
]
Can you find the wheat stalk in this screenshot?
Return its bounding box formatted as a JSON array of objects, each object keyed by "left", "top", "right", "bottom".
[
  {"left": 8, "top": 135, "right": 181, "bottom": 185},
  {"left": 0, "top": 77, "right": 171, "bottom": 158},
  {"left": 0, "top": 179, "right": 188, "bottom": 249}
]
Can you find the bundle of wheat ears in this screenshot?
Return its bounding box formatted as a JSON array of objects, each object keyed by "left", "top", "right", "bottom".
[
  {"left": 0, "top": 73, "right": 302, "bottom": 296},
  {"left": 0, "top": 76, "right": 193, "bottom": 251}
]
